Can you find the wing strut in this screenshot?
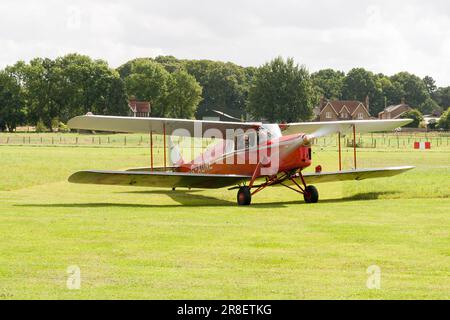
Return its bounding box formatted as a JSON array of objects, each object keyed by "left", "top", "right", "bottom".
[
  {"left": 150, "top": 130, "right": 154, "bottom": 170},
  {"left": 163, "top": 123, "right": 167, "bottom": 170},
  {"left": 353, "top": 124, "right": 357, "bottom": 169},
  {"left": 338, "top": 131, "right": 342, "bottom": 171}
]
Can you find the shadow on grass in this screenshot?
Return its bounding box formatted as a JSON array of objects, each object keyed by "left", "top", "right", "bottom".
[
  {"left": 251, "top": 191, "right": 398, "bottom": 208},
  {"left": 16, "top": 191, "right": 397, "bottom": 209},
  {"left": 17, "top": 190, "right": 234, "bottom": 208}
]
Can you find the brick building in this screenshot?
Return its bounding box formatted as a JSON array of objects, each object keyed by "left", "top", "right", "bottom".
[
  {"left": 378, "top": 99, "right": 411, "bottom": 119},
  {"left": 315, "top": 96, "right": 371, "bottom": 121},
  {"left": 128, "top": 97, "right": 151, "bottom": 117}
]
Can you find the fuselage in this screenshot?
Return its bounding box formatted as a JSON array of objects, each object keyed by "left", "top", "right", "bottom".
[{"left": 178, "top": 132, "right": 312, "bottom": 176}]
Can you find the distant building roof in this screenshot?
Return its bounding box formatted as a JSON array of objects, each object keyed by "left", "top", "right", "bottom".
[
  {"left": 129, "top": 98, "right": 150, "bottom": 114},
  {"left": 384, "top": 103, "right": 409, "bottom": 113},
  {"left": 320, "top": 100, "right": 369, "bottom": 116}
]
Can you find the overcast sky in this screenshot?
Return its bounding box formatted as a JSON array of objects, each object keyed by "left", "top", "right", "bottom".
[{"left": 1, "top": 0, "right": 449, "bottom": 86}]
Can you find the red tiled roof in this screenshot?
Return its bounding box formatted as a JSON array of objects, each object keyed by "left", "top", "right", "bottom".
[
  {"left": 129, "top": 99, "right": 150, "bottom": 113},
  {"left": 320, "top": 100, "right": 368, "bottom": 115}
]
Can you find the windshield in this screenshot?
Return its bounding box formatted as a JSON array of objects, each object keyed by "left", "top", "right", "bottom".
[{"left": 260, "top": 124, "right": 282, "bottom": 139}]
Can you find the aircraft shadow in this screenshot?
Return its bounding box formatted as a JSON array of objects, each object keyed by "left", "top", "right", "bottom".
[{"left": 16, "top": 191, "right": 395, "bottom": 209}]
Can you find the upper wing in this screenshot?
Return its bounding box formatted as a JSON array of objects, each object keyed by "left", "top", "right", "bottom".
[
  {"left": 68, "top": 170, "right": 251, "bottom": 189},
  {"left": 68, "top": 115, "right": 261, "bottom": 137},
  {"left": 281, "top": 119, "right": 412, "bottom": 136},
  {"left": 301, "top": 166, "right": 415, "bottom": 184}
]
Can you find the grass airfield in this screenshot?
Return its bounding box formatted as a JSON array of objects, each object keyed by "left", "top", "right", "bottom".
[{"left": 0, "top": 138, "right": 449, "bottom": 299}]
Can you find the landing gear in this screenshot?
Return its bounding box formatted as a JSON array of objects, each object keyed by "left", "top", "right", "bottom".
[
  {"left": 232, "top": 171, "right": 319, "bottom": 205},
  {"left": 237, "top": 186, "right": 251, "bottom": 205},
  {"left": 303, "top": 185, "right": 319, "bottom": 203}
]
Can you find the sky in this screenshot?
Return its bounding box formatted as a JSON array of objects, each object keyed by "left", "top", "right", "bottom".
[{"left": 1, "top": 0, "right": 449, "bottom": 86}]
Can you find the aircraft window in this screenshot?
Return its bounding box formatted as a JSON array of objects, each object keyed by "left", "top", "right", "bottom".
[{"left": 260, "top": 124, "right": 282, "bottom": 139}]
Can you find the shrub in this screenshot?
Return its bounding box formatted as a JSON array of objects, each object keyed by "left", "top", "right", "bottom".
[
  {"left": 401, "top": 109, "right": 424, "bottom": 128},
  {"left": 58, "top": 122, "right": 69, "bottom": 132},
  {"left": 35, "top": 120, "right": 47, "bottom": 132},
  {"left": 437, "top": 107, "right": 450, "bottom": 130}
]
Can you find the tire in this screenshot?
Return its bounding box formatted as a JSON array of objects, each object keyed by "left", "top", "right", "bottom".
[
  {"left": 237, "top": 186, "right": 252, "bottom": 205},
  {"left": 303, "top": 185, "right": 319, "bottom": 203}
]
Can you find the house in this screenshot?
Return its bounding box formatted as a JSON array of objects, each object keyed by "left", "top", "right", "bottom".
[
  {"left": 129, "top": 97, "right": 151, "bottom": 117},
  {"left": 316, "top": 96, "right": 371, "bottom": 121},
  {"left": 378, "top": 99, "right": 411, "bottom": 119}
]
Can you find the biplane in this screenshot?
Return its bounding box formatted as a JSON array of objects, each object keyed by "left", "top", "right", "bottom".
[{"left": 67, "top": 115, "right": 414, "bottom": 205}]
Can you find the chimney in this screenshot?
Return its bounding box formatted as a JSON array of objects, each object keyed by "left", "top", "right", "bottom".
[
  {"left": 365, "top": 95, "right": 370, "bottom": 112},
  {"left": 401, "top": 97, "right": 405, "bottom": 105}
]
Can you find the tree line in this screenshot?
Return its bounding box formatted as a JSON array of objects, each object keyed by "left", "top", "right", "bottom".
[{"left": 1, "top": 53, "right": 449, "bottom": 132}]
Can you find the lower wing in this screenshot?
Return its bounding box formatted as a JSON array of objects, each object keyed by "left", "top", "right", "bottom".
[
  {"left": 68, "top": 170, "right": 251, "bottom": 189},
  {"left": 300, "top": 166, "right": 414, "bottom": 184},
  {"left": 68, "top": 166, "right": 413, "bottom": 190}
]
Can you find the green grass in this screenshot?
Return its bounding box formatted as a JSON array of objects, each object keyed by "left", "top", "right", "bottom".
[{"left": 0, "top": 140, "right": 449, "bottom": 299}]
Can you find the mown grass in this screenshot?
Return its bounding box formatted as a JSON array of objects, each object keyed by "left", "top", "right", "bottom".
[{"left": 0, "top": 139, "right": 449, "bottom": 299}]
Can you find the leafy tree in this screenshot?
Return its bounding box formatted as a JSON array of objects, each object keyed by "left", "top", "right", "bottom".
[
  {"left": 342, "top": 68, "right": 385, "bottom": 115},
  {"left": 184, "top": 60, "right": 250, "bottom": 120},
  {"left": 432, "top": 86, "right": 450, "bottom": 109},
  {"left": 0, "top": 70, "right": 25, "bottom": 131},
  {"left": 311, "top": 69, "right": 345, "bottom": 100},
  {"left": 376, "top": 75, "right": 405, "bottom": 107},
  {"left": 124, "top": 59, "right": 170, "bottom": 117},
  {"left": 118, "top": 56, "right": 185, "bottom": 78},
  {"left": 247, "top": 57, "right": 314, "bottom": 122},
  {"left": 154, "top": 55, "right": 185, "bottom": 73},
  {"left": 342, "top": 68, "right": 377, "bottom": 101},
  {"left": 390, "top": 72, "right": 429, "bottom": 107},
  {"left": 401, "top": 109, "right": 424, "bottom": 128},
  {"left": 423, "top": 76, "right": 437, "bottom": 95},
  {"left": 6, "top": 54, "right": 128, "bottom": 129},
  {"left": 164, "top": 70, "right": 202, "bottom": 119},
  {"left": 437, "top": 107, "right": 450, "bottom": 129},
  {"left": 55, "top": 54, "right": 129, "bottom": 119},
  {"left": 419, "top": 97, "right": 441, "bottom": 115},
  {"left": 17, "top": 57, "right": 62, "bottom": 130},
  {"left": 105, "top": 76, "right": 129, "bottom": 116}
]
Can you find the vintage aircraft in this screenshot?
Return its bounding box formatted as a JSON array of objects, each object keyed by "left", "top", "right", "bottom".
[{"left": 67, "top": 115, "right": 414, "bottom": 205}]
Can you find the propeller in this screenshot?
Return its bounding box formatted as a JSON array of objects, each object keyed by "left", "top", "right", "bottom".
[{"left": 302, "top": 123, "right": 345, "bottom": 145}]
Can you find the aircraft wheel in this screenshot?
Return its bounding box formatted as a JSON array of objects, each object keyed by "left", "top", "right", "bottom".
[
  {"left": 237, "top": 186, "right": 252, "bottom": 205},
  {"left": 303, "top": 185, "right": 319, "bottom": 203}
]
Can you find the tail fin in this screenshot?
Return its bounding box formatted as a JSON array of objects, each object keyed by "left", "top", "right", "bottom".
[{"left": 168, "top": 137, "right": 184, "bottom": 166}]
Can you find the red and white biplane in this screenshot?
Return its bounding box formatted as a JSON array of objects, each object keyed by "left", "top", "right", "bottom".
[{"left": 67, "top": 115, "right": 414, "bottom": 205}]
